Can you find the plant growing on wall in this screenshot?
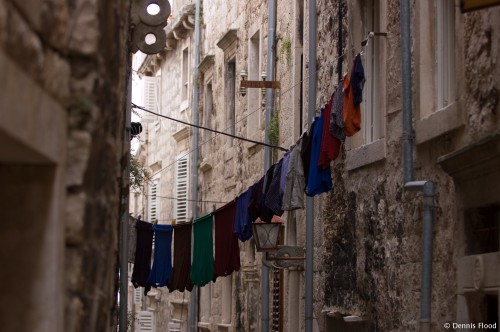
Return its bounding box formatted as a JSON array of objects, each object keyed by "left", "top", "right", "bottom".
[
  {"left": 279, "top": 37, "right": 292, "bottom": 66},
  {"left": 267, "top": 110, "right": 280, "bottom": 160},
  {"left": 130, "top": 155, "right": 151, "bottom": 193}
]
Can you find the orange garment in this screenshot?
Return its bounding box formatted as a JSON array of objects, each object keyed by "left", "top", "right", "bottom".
[{"left": 343, "top": 68, "right": 361, "bottom": 136}]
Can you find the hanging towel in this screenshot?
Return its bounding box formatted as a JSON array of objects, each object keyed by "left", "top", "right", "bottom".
[
  {"left": 282, "top": 136, "right": 306, "bottom": 210},
  {"left": 318, "top": 97, "right": 340, "bottom": 167},
  {"left": 128, "top": 215, "right": 137, "bottom": 264},
  {"left": 131, "top": 220, "right": 154, "bottom": 288},
  {"left": 167, "top": 222, "right": 193, "bottom": 293},
  {"left": 307, "top": 110, "right": 333, "bottom": 196},
  {"left": 234, "top": 185, "right": 254, "bottom": 241},
  {"left": 213, "top": 200, "right": 240, "bottom": 278},
  {"left": 190, "top": 214, "right": 214, "bottom": 287},
  {"left": 147, "top": 224, "right": 173, "bottom": 287}
]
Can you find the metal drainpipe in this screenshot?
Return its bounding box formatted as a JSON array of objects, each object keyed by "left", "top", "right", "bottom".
[
  {"left": 118, "top": 72, "right": 132, "bottom": 332},
  {"left": 188, "top": 1, "right": 201, "bottom": 331},
  {"left": 262, "top": 0, "right": 276, "bottom": 330},
  {"left": 305, "top": 0, "right": 317, "bottom": 331},
  {"left": 400, "top": 1, "right": 435, "bottom": 331}
]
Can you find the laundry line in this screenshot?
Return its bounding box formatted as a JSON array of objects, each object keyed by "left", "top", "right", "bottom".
[{"left": 131, "top": 103, "right": 288, "bottom": 152}]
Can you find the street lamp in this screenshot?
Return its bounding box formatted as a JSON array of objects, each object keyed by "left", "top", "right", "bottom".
[{"left": 252, "top": 217, "right": 305, "bottom": 269}]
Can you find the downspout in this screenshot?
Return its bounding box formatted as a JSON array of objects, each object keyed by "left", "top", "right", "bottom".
[
  {"left": 400, "top": 1, "right": 435, "bottom": 331},
  {"left": 118, "top": 72, "right": 132, "bottom": 332},
  {"left": 188, "top": 1, "right": 201, "bottom": 331},
  {"left": 262, "top": 0, "right": 276, "bottom": 330},
  {"left": 305, "top": 0, "right": 317, "bottom": 331}
]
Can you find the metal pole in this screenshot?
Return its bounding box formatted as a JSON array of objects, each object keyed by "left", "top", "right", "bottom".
[
  {"left": 188, "top": 1, "right": 201, "bottom": 331},
  {"left": 401, "top": 0, "right": 413, "bottom": 184},
  {"left": 262, "top": 0, "right": 277, "bottom": 331},
  {"left": 305, "top": 0, "right": 317, "bottom": 331},
  {"left": 119, "top": 72, "right": 132, "bottom": 332}
]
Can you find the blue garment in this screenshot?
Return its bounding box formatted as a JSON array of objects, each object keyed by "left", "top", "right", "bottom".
[
  {"left": 234, "top": 185, "right": 254, "bottom": 241},
  {"left": 279, "top": 152, "right": 291, "bottom": 197},
  {"left": 147, "top": 224, "right": 173, "bottom": 287},
  {"left": 351, "top": 54, "right": 365, "bottom": 106},
  {"left": 306, "top": 111, "right": 333, "bottom": 196}
]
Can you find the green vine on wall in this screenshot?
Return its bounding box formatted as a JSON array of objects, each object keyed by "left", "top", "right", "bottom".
[
  {"left": 267, "top": 110, "right": 280, "bottom": 160},
  {"left": 279, "top": 37, "right": 292, "bottom": 66}
]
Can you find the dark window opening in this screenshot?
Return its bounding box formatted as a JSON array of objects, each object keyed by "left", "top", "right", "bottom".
[{"left": 465, "top": 203, "right": 500, "bottom": 255}]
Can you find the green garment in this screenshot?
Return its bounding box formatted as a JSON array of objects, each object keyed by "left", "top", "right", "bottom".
[{"left": 189, "top": 213, "right": 214, "bottom": 286}]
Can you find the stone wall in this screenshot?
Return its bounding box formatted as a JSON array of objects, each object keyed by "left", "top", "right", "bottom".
[{"left": 0, "top": 0, "right": 131, "bottom": 331}]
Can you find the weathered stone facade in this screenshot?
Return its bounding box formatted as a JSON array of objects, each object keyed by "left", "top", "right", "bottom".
[
  {"left": 0, "top": 0, "right": 131, "bottom": 331},
  {"left": 134, "top": 0, "right": 500, "bottom": 331}
]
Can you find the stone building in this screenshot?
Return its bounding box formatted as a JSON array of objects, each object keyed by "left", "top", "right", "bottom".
[
  {"left": 0, "top": 0, "right": 131, "bottom": 331},
  {"left": 133, "top": 0, "right": 500, "bottom": 331}
]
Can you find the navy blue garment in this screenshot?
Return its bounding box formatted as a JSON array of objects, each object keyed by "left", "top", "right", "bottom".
[
  {"left": 264, "top": 158, "right": 284, "bottom": 216},
  {"left": 147, "top": 224, "right": 173, "bottom": 287},
  {"left": 131, "top": 220, "right": 154, "bottom": 289},
  {"left": 306, "top": 110, "right": 333, "bottom": 196},
  {"left": 234, "top": 185, "right": 254, "bottom": 241},
  {"left": 259, "top": 164, "right": 277, "bottom": 222},
  {"left": 351, "top": 54, "right": 366, "bottom": 106}
]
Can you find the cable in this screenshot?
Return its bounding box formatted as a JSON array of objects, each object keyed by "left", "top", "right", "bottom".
[{"left": 131, "top": 103, "right": 288, "bottom": 152}]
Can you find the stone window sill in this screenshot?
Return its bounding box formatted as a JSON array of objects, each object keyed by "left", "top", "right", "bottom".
[
  {"left": 415, "top": 102, "right": 463, "bottom": 144},
  {"left": 345, "top": 138, "right": 386, "bottom": 171}
]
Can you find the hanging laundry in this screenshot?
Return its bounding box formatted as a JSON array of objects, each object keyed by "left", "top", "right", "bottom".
[
  {"left": 307, "top": 109, "right": 333, "bottom": 196},
  {"left": 329, "top": 81, "right": 346, "bottom": 142},
  {"left": 318, "top": 96, "right": 341, "bottom": 167},
  {"left": 248, "top": 177, "right": 265, "bottom": 223},
  {"left": 190, "top": 214, "right": 215, "bottom": 287},
  {"left": 213, "top": 200, "right": 241, "bottom": 277},
  {"left": 146, "top": 224, "right": 173, "bottom": 288},
  {"left": 131, "top": 220, "right": 154, "bottom": 289},
  {"left": 343, "top": 54, "right": 365, "bottom": 136},
  {"left": 282, "top": 136, "right": 306, "bottom": 210},
  {"left": 352, "top": 53, "right": 366, "bottom": 106},
  {"left": 264, "top": 158, "right": 285, "bottom": 216},
  {"left": 234, "top": 184, "right": 254, "bottom": 241},
  {"left": 279, "top": 151, "right": 291, "bottom": 198},
  {"left": 128, "top": 215, "right": 137, "bottom": 264},
  {"left": 301, "top": 128, "right": 313, "bottom": 186},
  {"left": 167, "top": 222, "right": 193, "bottom": 293}
]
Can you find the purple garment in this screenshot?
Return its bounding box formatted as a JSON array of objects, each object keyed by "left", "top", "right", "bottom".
[{"left": 279, "top": 152, "right": 291, "bottom": 196}]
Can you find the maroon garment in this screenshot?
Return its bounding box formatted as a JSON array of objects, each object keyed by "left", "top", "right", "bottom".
[
  {"left": 167, "top": 223, "right": 194, "bottom": 293},
  {"left": 318, "top": 96, "right": 339, "bottom": 168},
  {"left": 213, "top": 200, "right": 241, "bottom": 277}
]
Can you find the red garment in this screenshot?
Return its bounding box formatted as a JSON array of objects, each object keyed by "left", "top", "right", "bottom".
[
  {"left": 318, "top": 96, "right": 339, "bottom": 168},
  {"left": 213, "top": 200, "right": 241, "bottom": 278},
  {"left": 343, "top": 65, "right": 362, "bottom": 136}
]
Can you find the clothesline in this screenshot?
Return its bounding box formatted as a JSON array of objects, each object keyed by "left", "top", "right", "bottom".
[{"left": 131, "top": 103, "right": 288, "bottom": 152}]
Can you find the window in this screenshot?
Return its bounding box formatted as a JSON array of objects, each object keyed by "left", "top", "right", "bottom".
[
  {"left": 225, "top": 60, "right": 236, "bottom": 146},
  {"left": 362, "top": 0, "right": 384, "bottom": 144},
  {"left": 182, "top": 47, "right": 189, "bottom": 102},
  {"left": 148, "top": 179, "right": 158, "bottom": 222},
  {"left": 247, "top": 30, "right": 262, "bottom": 140},
  {"left": 435, "top": 0, "right": 456, "bottom": 110},
  {"left": 174, "top": 155, "right": 189, "bottom": 223},
  {"left": 202, "top": 82, "right": 214, "bottom": 156},
  {"left": 137, "top": 310, "right": 155, "bottom": 332}
]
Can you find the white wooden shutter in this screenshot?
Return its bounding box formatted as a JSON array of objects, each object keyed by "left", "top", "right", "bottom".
[
  {"left": 148, "top": 180, "right": 158, "bottom": 222},
  {"left": 143, "top": 76, "right": 159, "bottom": 113},
  {"left": 137, "top": 310, "right": 155, "bottom": 332},
  {"left": 134, "top": 287, "right": 143, "bottom": 306},
  {"left": 174, "top": 155, "right": 189, "bottom": 223},
  {"left": 168, "top": 321, "right": 181, "bottom": 332}
]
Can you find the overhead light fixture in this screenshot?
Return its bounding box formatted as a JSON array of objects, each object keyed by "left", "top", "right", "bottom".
[{"left": 240, "top": 70, "right": 248, "bottom": 96}]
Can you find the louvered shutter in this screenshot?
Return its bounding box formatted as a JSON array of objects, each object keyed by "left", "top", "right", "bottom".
[
  {"left": 134, "top": 287, "right": 142, "bottom": 306},
  {"left": 168, "top": 321, "right": 181, "bottom": 332},
  {"left": 137, "top": 310, "right": 154, "bottom": 332},
  {"left": 148, "top": 180, "right": 158, "bottom": 222},
  {"left": 174, "top": 155, "right": 189, "bottom": 223},
  {"left": 143, "top": 76, "right": 159, "bottom": 113}
]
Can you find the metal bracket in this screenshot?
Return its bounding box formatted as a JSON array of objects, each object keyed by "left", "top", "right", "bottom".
[{"left": 265, "top": 245, "right": 305, "bottom": 270}]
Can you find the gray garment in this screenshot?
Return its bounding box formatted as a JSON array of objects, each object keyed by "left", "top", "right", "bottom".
[
  {"left": 329, "top": 82, "right": 346, "bottom": 141},
  {"left": 282, "top": 137, "right": 306, "bottom": 210},
  {"left": 128, "top": 215, "right": 137, "bottom": 263}
]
